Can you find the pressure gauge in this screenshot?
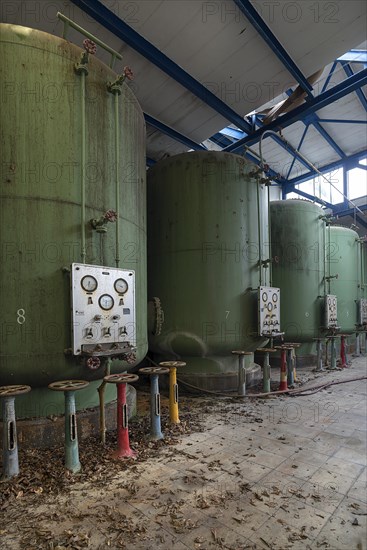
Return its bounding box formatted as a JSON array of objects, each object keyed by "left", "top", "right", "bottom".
[
  {"left": 81, "top": 275, "right": 98, "bottom": 292},
  {"left": 114, "top": 278, "right": 128, "bottom": 294},
  {"left": 99, "top": 294, "right": 114, "bottom": 311}
]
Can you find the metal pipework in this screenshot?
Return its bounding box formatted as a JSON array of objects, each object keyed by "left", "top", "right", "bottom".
[
  {"left": 256, "top": 348, "right": 276, "bottom": 393},
  {"left": 107, "top": 68, "right": 134, "bottom": 267},
  {"left": 159, "top": 361, "right": 186, "bottom": 424},
  {"left": 232, "top": 351, "right": 252, "bottom": 396},
  {"left": 313, "top": 338, "right": 325, "bottom": 372},
  {"left": 0, "top": 385, "right": 31, "bottom": 481},
  {"left": 74, "top": 40, "right": 96, "bottom": 264},
  {"left": 139, "top": 367, "right": 169, "bottom": 440},
  {"left": 91, "top": 209, "right": 118, "bottom": 234},
  {"left": 104, "top": 373, "right": 139, "bottom": 458},
  {"left": 57, "top": 12, "right": 123, "bottom": 69},
  {"left": 97, "top": 357, "right": 112, "bottom": 445},
  {"left": 48, "top": 380, "right": 89, "bottom": 473}
]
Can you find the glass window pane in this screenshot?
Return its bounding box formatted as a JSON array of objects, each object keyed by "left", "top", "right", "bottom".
[{"left": 348, "top": 168, "right": 367, "bottom": 200}]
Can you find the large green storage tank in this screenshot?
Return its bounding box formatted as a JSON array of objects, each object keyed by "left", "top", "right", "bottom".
[
  {"left": 147, "top": 151, "right": 271, "bottom": 388},
  {"left": 0, "top": 24, "right": 147, "bottom": 417},
  {"left": 327, "top": 226, "right": 359, "bottom": 333},
  {"left": 270, "top": 199, "right": 326, "bottom": 343}
]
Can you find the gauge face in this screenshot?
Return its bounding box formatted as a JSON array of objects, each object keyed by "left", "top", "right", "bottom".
[
  {"left": 99, "top": 294, "right": 114, "bottom": 310},
  {"left": 114, "top": 278, "right": 128, "bottom": 294},
  {"left": 81, "top": 275, "right": 98, "bottom": 292}
]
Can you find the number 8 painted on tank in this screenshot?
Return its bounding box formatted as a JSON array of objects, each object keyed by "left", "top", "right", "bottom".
[{"left": 17, "top": 309, "right": 26, "bottom": 325}]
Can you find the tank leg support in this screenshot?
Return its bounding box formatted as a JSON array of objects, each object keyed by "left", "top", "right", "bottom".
[
  {"left": 1, "top": 397, "right": 19, "bottom": 481},
  {"left": 263, "top": 352, "right": 271, "bottom": 393},
  {"left": 292, "top": 349, "right": 298, "bottom": 382},
  {"left": 279, "top": 350, "right": 288, "bottom": 391}
]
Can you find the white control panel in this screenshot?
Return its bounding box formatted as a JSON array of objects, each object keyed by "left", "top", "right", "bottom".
[
  {"left": 258, "top": 286, "right": 281, "bottom": 336},
  {"left": 325, "top": 294, "right": 338, "bottom": 329},
  {"left": 71, "top": 263, "right": 136, "bottom": 356},
  {"left": 358, "top": 298, "right": 367, "bottom": 326}
]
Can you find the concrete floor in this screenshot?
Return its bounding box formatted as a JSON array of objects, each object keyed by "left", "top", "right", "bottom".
[{"left": 1, "top": 356, "right": 366, "bottom": 549}]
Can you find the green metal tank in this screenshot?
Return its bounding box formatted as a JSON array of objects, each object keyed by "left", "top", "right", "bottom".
[
  {"left": 0, "top": 24, "right": 147, "bottom": 417},
  {"left": 327, "top": 226, "right": 359, "bottom": 333},
  {"left": 147, "top": 151, "right": 270, "bottom": 388},
  {"left": 270, "top": 199, "right": 326, "bottom": 344}
]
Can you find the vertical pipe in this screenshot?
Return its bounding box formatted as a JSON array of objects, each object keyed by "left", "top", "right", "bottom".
[
  {"left": 1, "top": 397, "right": 19, "bottom": 481},
  {"left": 64, "top": 391, "right": 81, "bottom": 473},
  {"left": 98, "top": 357, "right": 111, "bottom": 445},
  {"left": 113, "top": 383, "right": 136, "bottom": 458},
  {"left": 238, "top": 355, "right": 246, "bottom": 396},
  {"left": 257, "top": 182, "right": 263, "bottom": 285},
  {"left": 279, "top": 349, "right": 288, "bottom": 391},
  {"left": 169, "top": 367, "right": 180, "bottom": 424},
  {"left": 329, "top": 337, "right": 337, "bottom": 370},
  {"left": 323, "top": 221, "right": 327, "bottom": 296},
  {"left": 80, "top": 72, "right": 87, "bottom": 264},
  {"left": 315, "top": 339, "right": 324, "bottom": 371},
  {"left": 286, "top": 348, "right": 294, "bottom": 386},
  {"left": 150, "top": 374, "right": 163, "bottom": 440},
  {"left": 268, "top": 184, "right": 272, "bottom": 286},
  {"left": 263, "top": 352, "right": 271, "bottom": 393},
  {"left": 114, "top": 92, "right": 120, "bottom": 267},
  {"left": 354, "top": 333, "right": 361, "bottom": 357}
]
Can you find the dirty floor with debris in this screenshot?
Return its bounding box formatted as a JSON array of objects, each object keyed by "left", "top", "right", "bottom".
[{"left": 1, "top": 356, "right": 366, "bottom": 550}]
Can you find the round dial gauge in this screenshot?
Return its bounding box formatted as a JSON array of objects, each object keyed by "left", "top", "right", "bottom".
[
  {"left": 81, "top": 275, "right": 98, "bottom": 292},
  {"left": 99, "top": 294, "right": 114, "bottom": 311},
  {"left": 114, "top": 278, "right": 128, "bottom": 294}
]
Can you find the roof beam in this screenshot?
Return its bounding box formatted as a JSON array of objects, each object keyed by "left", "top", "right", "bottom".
[
  {"left": 317, "top": 118, "right": 367, "bottom": 125},
  {"left": 70, "top": 0, "right": 252, "bottom": 134},
  {"left": 341, "top": 63, "right": 367, "bottom": 111},
  {"left": 283, "top": 150, "right": 367, "bottom": 189},
  {"left": 233, "top": 0, "right": 313, "bottom": 96},
  {"left": 144, "top": 114, "right": 207, "bottom": 151},
  {"left": 224, "top": 68, "right": 367, "bottom": 153},
  {"left": 284, "top": 89, "right": 346, "bottom": 158}
]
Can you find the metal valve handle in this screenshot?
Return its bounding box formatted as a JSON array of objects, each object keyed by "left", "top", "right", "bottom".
[
  {"left": 86, "top": 357, "right": 101, "bottom": 370},
  {"left": 159, "top": 361, "right": 186, "bottom": 368},
  {"left": 48, "top": 380, "right": 89, "bottom": 392},
  {"left": 0, "top": 385, "right": 31, "bottom": 397},
  {"left": 104, "top": 373, "right": 139, "bottom": 384},
  {"left": 231, "top": 350, "right": 253, "bottom": 355},
  {"left": 256, "top": 348, "right": 277, "bottom": 353},
  {"left": 139, "top": 366, "right": 169, "bottom": 375}
]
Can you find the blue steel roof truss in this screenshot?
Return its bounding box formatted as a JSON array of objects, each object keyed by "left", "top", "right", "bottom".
[{"left": 71, "top": 0, "right": 366, "bottom": 218}]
